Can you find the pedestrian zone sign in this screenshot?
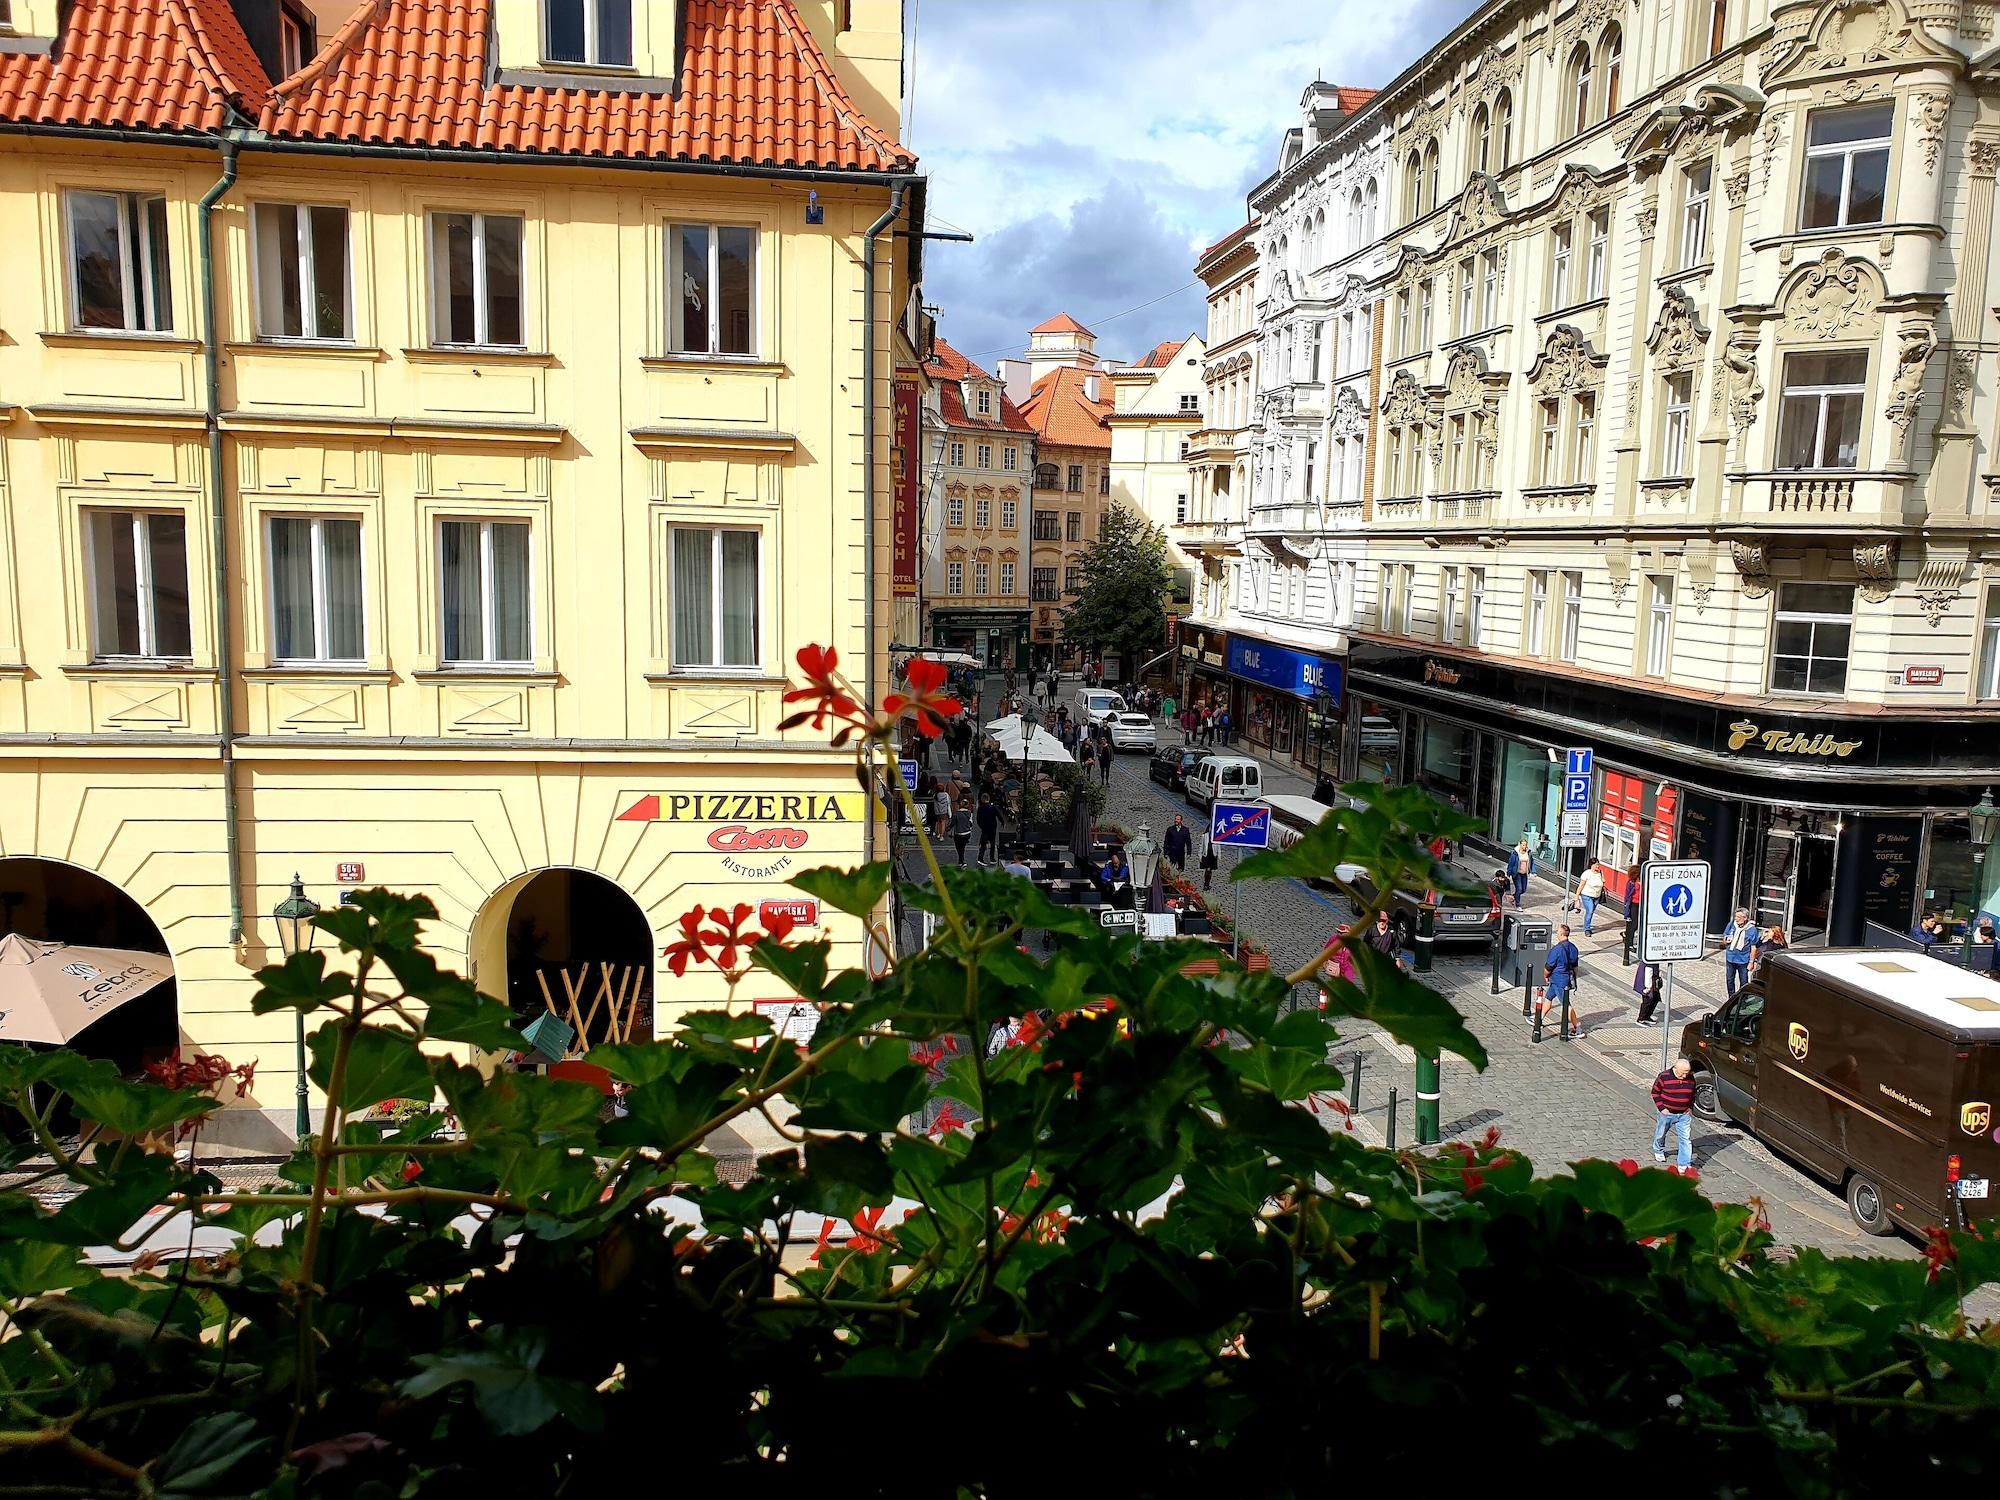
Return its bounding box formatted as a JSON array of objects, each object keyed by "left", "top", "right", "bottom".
[
  {"left": 1211, "top": 802, "right": 1270, "bottom": 848},
  {"left": 1641, "top": 860, "right": 1710, "bottom": 963}
]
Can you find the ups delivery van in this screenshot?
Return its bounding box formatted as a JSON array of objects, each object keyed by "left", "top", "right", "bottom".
[{"left": 1679, "top": 949, "right": 2000, "bottom": 1236}]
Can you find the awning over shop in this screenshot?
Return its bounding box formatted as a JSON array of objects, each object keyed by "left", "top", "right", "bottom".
[{"left": 0, "top": 934, "right": 172, "bottom": 1045}]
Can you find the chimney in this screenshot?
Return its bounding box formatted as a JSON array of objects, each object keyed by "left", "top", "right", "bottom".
[
  {"left": 1083, "top": 375, "right": 1099, "bottom": 403},
  {"left": 228, "top": 0, "right": 288, "bottom": 86}
]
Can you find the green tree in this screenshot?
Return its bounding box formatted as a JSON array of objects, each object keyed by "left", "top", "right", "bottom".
[{"left": 1060, "top": 504, "right": 1174, "bottom": 670}]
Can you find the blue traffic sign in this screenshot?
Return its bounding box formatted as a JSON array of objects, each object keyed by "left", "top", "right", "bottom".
[
  {"left": 1211, "top": 802, "right": 1270, "bottom": 848},
  {"left": 1562, "top": 773, "right": 1592, "bottom": 812},
  {"left": 1566, "top": 747, "right": 1593, "bottom": 778},
  {"left": 1659, "top": 883, "right": 1696, "bottom": 919},
  {"left": 898, "top": 758, "right": 919, "bottom": 791}
]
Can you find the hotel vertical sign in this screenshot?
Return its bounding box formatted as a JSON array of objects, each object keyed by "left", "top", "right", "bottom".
[{"left": 892, "top": 379, "right": 920, "bottom": 598}]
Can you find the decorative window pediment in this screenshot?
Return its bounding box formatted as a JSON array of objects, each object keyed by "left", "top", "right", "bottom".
[
  {"left": 1381, "top": 367, "right": 1429, "bottom": 424},
  {"left": 1527, "top": 325, "right": 1608, "bottom": 396},
  {"left": 1646, "top": 287, "right": 1711, "bottom": 370},
  {"left": 1760, "top": 0, "right": 1962, "bottom": 89},
  {"left": 1776, "top": 247, "right": 1884, "bottom": 343}
]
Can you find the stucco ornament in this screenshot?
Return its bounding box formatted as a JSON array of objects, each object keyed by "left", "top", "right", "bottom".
[
  {"left": 1853, "top": 540, "right": 1900, "bottom": 603},
  {"left": 1381, "top": 368, "right": 1428, "bottom": 424},
  {"left": 1883, "top": 320, "right": 1938, "bottom": 450},
  {"left": 1723, "top": 336, "right": 1764, "bottom": 433},
  {"left": 1646, "top": 287, "right": 1711, "bottom": 371},
  {"left": 1331, "top": 386, "right": 1368, "bottom": 439},
  {"left": 1910, "top": 91, "right": 1951, "bottom": 175},
  {"left": 1730, "top": 541, "right": 1773, "bottom": 600},
  {"left": 1527, "top": 326, "right": 1606, "bottom": 396},
  {"left": 1780, "top": 248, "right": 1878, "bottom": 342}
]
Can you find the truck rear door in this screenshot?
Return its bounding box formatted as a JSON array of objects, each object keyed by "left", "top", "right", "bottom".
[{"left": 1952, "top": 1042, "right": 2000, "bottom": 1229}]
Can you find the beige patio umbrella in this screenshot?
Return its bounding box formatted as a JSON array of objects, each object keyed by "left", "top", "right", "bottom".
[{"left": 0, "top": 933, "right": 173, "bottom": 1045}]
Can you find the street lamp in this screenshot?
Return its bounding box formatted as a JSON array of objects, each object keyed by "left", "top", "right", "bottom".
[
  {"left": 1016, "top": 698, "right": 1039, "bottom": 859},
  {"left": 1312, "top": 689, "right": 1335, "bottom": 801},
  {"left": 1127, "top": 822, "right": 1161, "bottom": 915},
  {"left": 272, "top": 873, "right": 320, "bottom": 1140},
  {"left": 1966, "top": 790, "right": 1998, "bottom": 969}
]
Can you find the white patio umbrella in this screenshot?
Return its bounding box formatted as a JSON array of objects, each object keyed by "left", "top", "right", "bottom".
[
  {"left": 984, "top": 716, "right": 1074, "bottom": 763},
  {"left": 0, "top": 933, "right": 174, "bottom": 1045}
]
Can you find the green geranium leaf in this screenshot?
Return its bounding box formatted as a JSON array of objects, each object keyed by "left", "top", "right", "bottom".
[
  {"left": 250, "top": 951, "right": 355, "bottom": 1015},
  {"left": 791, "top": 862, "right": 892, "bottom": 918},
  {"left": 402, "top": 1327, "right": 604, "bottom": 1437},
  {"left": 751, "top": 937, "right": 832, "bottom": 999},
  {"left": 0, "top": 1237, "right": 98, "bottom": 1296},
  {"left": 1319, "top": 945, "right": 1488, "bottom": 1069},
  {"left": 64, "top": 1070, "right": 217, "bottom": 1141},
  {"left": 309, "top": 1023, "right": 433, "bottom": 1112},
  {"left": 153, "top": 1411, "right": 271, "bottom": 1499},
  {"left": 415, "top": 984, "right": 528, "bottom": 1053},
  {"left": 1560, "top": 1158, "right": 1714, "bottom": 1241}
]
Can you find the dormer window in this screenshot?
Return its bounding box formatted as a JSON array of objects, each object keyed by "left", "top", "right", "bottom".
[
  {"left": 279, "top": 4, "right": 312, "bottom": 77},
  {"left": 546, "top": 0, "right": 632, "bottom": 68},
  {"left": 976, "top": 387, "right": 992, "bottom": 416}
]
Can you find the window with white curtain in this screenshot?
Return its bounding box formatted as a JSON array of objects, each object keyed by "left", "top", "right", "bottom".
[
  {"left": 1978, "top": 590, "right": 2000, "bottom": 700},
  {"left": 255, "top": 203, "right": 349, "bottom": 341},
  {"left": 1481, "top": 252, "right": 1499, "bottom": 328},
  {"left": 269, "top": 515, "right": 363, "bottom": 662},
  {"left": 671, "top": 527, "right": 759, "bottom": 669},
  {"left": 1537, "top": 399, "right": 1561, "bottom": 483},
  {"left": 430, "top": 212, "right": 523, "bottom": 347},
  {"left": 1799, "top": 104, "right": 1892, "bottom": 230},
  {"left": 1680, "top": 163, "right": 1712, "bottom": 268},
  {"left": 1457, "top": 257, "right": 1475, "bottom": 336},
  {"left": 669, "top": 222, "right": 756, "bottom": 355},
  {"left": 1558, "top": 570, "right": 1582, "bottom": 661},
  {"left": 1661, "top": 372, "right": 1693, "bottom": 476},
  {"left": 1645, "top": 575, "right": 1674, "bottom": 677},
  {"left": 88, "top": 510, "right": 191, "bottom": 659},
  {"left": 545, "top": 0, "right": 633, "bottom": 66},
  {"left": 1467, "top": 567, "right": 1486, "bottom": 646},
  {"left": 1586, "top": 209, "right": 1609, "bottom": 298},
  {"left": 1777, "top": 352, "right": 1867, "bottom": 470},
  {"left": 1526, "top": 569, "right": 1548, "bottom": 655},
  {"left": 440, "top": 519, "right": 532, "bottom": 666},
  {"left": 67, "top": 190, "right": 172, "bottom": 332},
  {"left": 1441, "top": 566, "right": 1460, "bottom": 643},
  {"left": 1572, "top": 391, "right": 1597, "bottom": 482}
]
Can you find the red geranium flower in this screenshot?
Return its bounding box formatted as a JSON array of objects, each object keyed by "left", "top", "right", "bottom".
[
  {"left": 1924, "top": 1224, "right": 1957, "bottom": 1284},
  {"left": 779, "top": 643, "right": 870, "bottom": 745},
  {"left": 661, "top": 907, "right": 713, "bottom": 978},
  {"left": 883, "top": 657, "right": 963, "bottom": 739}
]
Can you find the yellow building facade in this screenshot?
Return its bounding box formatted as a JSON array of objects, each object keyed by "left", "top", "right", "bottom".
[{"left": 0, "top": 0, "right": 918, "bottom": 1143}]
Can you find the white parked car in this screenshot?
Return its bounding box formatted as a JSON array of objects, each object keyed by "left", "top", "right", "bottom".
[
  {"left": 1075, "top": 687, "right": 1128, "bottom": 724},
  {"left": 1107, "top": 712, "right": 1156, "bottom": 752}
]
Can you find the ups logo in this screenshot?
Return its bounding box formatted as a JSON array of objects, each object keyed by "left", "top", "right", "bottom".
[
  {"left": 1962, "top": 1101, "right": 1992, "bottom": 1138},
  {"left": 1787, "top": 1023, "right": 1810, "bottom": 1061}
]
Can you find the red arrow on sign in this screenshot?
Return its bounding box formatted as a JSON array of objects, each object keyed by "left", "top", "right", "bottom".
[{"left": 617, "top": 795, "right": 660, "bottom": 822}]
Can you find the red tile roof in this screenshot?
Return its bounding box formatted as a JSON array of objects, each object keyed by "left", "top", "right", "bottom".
[
  {"left": 1134, "top": 338, "right": 1186, "bottom": 369},
  {"left": 260, "top": 0, "right": 913, "bottom": 171},
  {"left": 1018, "top": 365, "right": 1112, "bottom": 451},
  {"left": 1332, "top": 85, "right": 1377, "bottom": 114},
  {"left": 0, "top": 0, "right": 272, "bottom": 134},
  {"left": 1030, "top": 312, "right": 1091, "bottom": 336},
  {"left": 1197, "top": 217, "right": 1259, "bottom": 265},
  {"left": 931, "top": 338, "right": 1033, "bottom": 434}
]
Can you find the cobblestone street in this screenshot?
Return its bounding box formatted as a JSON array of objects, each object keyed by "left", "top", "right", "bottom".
[{"left": 1064, "top": 693, "right": 1918, "bottom": 1261}]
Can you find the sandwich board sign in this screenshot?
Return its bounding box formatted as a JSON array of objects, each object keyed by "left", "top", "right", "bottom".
[{"left": 1641, "top": 860, "right": 1709, "bottom": 963}]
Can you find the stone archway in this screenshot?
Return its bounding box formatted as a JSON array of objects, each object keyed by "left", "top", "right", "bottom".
[{"left": 469, "top": 867, "right": 655, "bottom": 1052}]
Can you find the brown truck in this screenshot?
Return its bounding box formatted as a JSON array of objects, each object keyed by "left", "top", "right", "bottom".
[{"left": 1679, "top": 948, "right": 2000, "bottom": 1237}]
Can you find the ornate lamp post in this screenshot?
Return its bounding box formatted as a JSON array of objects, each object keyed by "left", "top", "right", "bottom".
[
  {"left": 1127, "top": 822, "right": 1161, "bottom": 916},
  {"left": 1966, "top": 790, "right": 1998, "bottom": 968},
  {"left": 272, "top": 873, "right": 320, "bottom": 1140},
  {"left": 1016, "top": 698, "right": 1038, "bottom": 859}
]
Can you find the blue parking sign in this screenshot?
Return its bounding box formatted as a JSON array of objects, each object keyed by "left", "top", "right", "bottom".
[{"left": 1563, "top": 773, "right": 1592, "bottom": 812}]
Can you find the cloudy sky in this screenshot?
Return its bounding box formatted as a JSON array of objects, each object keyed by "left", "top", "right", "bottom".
[{"left": 906, "top": 0, "right": 1475, "bottom": 368}]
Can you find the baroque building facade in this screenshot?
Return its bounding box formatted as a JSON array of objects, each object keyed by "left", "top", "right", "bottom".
[{"left": 1190, "top": 0, "right": 2000, "bottom": 944}]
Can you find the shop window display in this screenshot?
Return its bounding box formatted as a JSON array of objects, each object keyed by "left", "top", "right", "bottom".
[{"left": 1496, "top": 741, "right": 1560, "bottom": 871}]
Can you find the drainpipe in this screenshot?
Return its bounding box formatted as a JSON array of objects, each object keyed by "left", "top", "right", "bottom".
[
  {"left": 860, "top": 183, "right": 907, "bottom": 864},
  {"left": 200, "top": 136, "right": 244, "bottom": 945}
]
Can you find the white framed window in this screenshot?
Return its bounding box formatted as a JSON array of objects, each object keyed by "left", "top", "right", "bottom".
[
  {"left": 1418, "top": 280, "right": 1434, "bottom": 346},
  {"left": 1549, "top": 221, "right": 1573, "bottom": 310},
  {"left": 948, "top": 441, "right": 965, "bottom": 467},
  {"left": 1769, "top": 583, "right": 1854, "bottom": 695},
  {"left": 1302, "top": 439, "right": 1317, "bottom": 501},
  {"left": 1384, "top": 428, "right": 1403, "bottom": 493},
  {"left": 1645, "top": 574, "right": 1674, "bottom": 677},
  {"left": 975, "top": 443, "right": 992, "bottom": 469},
  {"left": 670, "top": 526, "right": 758, "bottom": 670},
  {"left": 1446, "top": 417, "right": 1467, "bottom": 492},
  {"left": 1457, "top": 257, "right": 1475, "bottom": 336},
  {"left": 1586, "top": 210, "right": 1609, "bottom": 298},
  {"left": 87, "top": 510, "right": 191, "bottom": 659},
  {"left": 1481, "top": 252, "right": 1499, "bottom": 328},
  {"left": 1599, "top": 27, "right": 1623, "bottom": 119},
  {"left": 946, "top": 494, "right": 965, "bottom": 527},
  {"left": 1495, "top": 91, "right": 1513, "bottom": 168},
  {"left": 1978, "top": 590, "right": 2000, "bottom": 700},
  {"left": 976, "top": 388, "right": 992, "bottom": 415},
  {"left": 268, "top": 515, "right": 364, "bottom": 663},
  {"left": 1526, "top": 569, "right": 1548, "bottom": 654},
  {"left": 974, "top": 560, "right": 990, "bottom": 594},
  {"left": 1661, "top": 372, "right": 1693, "bottom": 477},
  {"left": 1558, "top": 570, "right": 1582, "bottom": 662},
  {"left": 1467, "top": 567, "right": 1486, "bottom": 646},
  {"left": 1569, "top": 44, "right": 1593, "bottom": 136},
  {"left": 1680, "top": 163, "right": 1712, "bottom": 268},
  {"left": 1000, "top": 500, "right": 1016, "bottom": 529},
  {"left": 1175, "top": 492, "right": 1188, "bottom": 524},
  {"left": 1472, "top": 104, "right": 1492, "bottom": 174},
  {"left": 66, "top": 190, "right": 171, "bottom": 333},
  {"left": 1002, "top": 445, "right": 1017, "bottom": 471},
  {"left": 999, "top": 561, "right": 1016, "bottom": 595},
  {"left": 1396, "top": 290, "right": 1411, "bottom": 355},
  {"left": 1441, "top": 566, "right": 1460, "bottom": 644},
  {"left": 1800, "top": 104, "right": 1892, "bottom": 231},
  {"left": 1344, "top": 433, "right": 1363, "bottom": 500},
  {"left": 440, "top": 519, "right": 533, "bottom": 666},
  {"left": 946, "top": 562, "right": 963, "bottom": 595},
  {"left": 1707, "top": 0, "right": 1728, "bottom": 58},
  {"left": 1537, "top": 399, "right": 1561, "bottom": 484},
  {"left": 1179, "top": 392, "right": 1199, "bottom": 413},
  {"left": 1777, "top": 352, "right": 1867, "bottom": 470},
  {"left": 975, "top": 497, "right": 991, "bottom": 528},
  {"left": 430, "top": 212, "right": 523, "bottom": 348},
  {"left": 1572, "top": 391, "right": 1597, "bottom": 482},
  {"left": 545, "top": 0, "right": 633, "bottom": 67},
  {"left": 253, "top": 202, "right": 349, "bottom": 341},
  {"left": 279, "top": 6, "right": 310, "bottom": 75},
  {"left": 669, "top": 222, "right": 755, "bottom": 355}
]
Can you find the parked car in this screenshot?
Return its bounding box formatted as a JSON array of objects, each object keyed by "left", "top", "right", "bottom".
[
  {"left": 1150, "top": 747, "right": 1203, "bottom": 791},
  {"left": 1107, "top": 712, "right": 1156, "bottom": 752},
  {"left": 1681, "top": 948, "right": 2000, "bottom": 1236},
  {"left": 1334, "top": 855, "right": 1506, "bottom": 952},
  {"left": 1184, "top": 754, "right": 1264, "bottom": 811},
  {"left": 1074, "top": 688, "right": 1128, "bottom": 724}
]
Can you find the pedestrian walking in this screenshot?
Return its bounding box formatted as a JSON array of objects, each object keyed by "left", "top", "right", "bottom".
[
  {"left": 1543, "top": 922, "right": 1581, "bottom": 1037},
  {"left": 1363, "top": 909, "right": 1402, "bottom": 970},
  {"left": 1634, "top": 960, "right": 1663, "bottom": 1026},
  {"left": 1721, "top": 909, "right": 1757, "bottom": 997},
  {"left": 1162, "top": 692, "right": 1177, "bottom": 723},
  {"left": 975, "top": 790, "right": 1000, "bottom": 865},
  {"left": 1753, "top": 926, "right": 1788, "bottom": 978},
  {"left": 950, "top": 797, "right": 973, "bottom": 867},
  {"left": 1576, "top": 863, "right": 1606, "bottom": 937},
  {"left": 1078, "top": 738, "right": 1096, "bottom": 782},
  {"left": 1650, "top": 1058, "right": 1697, "bottom": 1169},
  {"left": 1163, "top": 814, "right": 1192, "bottom": 869},
  {"left": 1199, "top": 833, "right": 1219, "bottom": 891},
  {"left": 1507, "top": 838, "right": 1532, "bottom": 910},
  {"left": 931, "top": 784, "right": 952, "bottom": 839}
]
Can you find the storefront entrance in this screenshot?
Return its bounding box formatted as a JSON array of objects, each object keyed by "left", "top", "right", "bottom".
[
  {"left": 473, "top": 868, "right": 655, "bottom": 1051},
  {"left": 1744, "top": 810, "right": 1839, "bottom": 944}
]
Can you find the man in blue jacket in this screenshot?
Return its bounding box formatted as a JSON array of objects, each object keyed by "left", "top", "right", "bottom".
[
  {"left": 1721, "top": 908, "right": 1758, "bottom": 997},
  {"left": 1544, "top": 923, "right": 1581, "bottom": 1038}
]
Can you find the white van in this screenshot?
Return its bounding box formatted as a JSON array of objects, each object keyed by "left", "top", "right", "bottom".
[
  {"left": 1262, "top": 793, "right": 1333, "bottom": 851},
  {"left": 1184, "top": 754, "right": 1263, "bottom": 810},
  {"left": 1075, "top": 687, "right": 1128, "bottom": 724}
]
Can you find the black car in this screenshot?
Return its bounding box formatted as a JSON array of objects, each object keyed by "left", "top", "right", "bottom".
[
  {"left": 1335, "top": 856, "right": 1507, "bottom": 952},
  {"left": 1149, "top": 747, "right": 1203, "bottom": 791}
]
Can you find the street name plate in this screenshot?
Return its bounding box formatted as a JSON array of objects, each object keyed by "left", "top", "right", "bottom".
[{"left": 1641, "top": 860, "right": 1710, "bottom": 963}]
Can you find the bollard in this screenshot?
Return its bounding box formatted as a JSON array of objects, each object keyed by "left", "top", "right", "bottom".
[
  {"left": 1346, "top": 1052, "right": 1364, "bottom": 1115},
  {"left": 1521, "top": 965, "right": 1533, "bottom": 1018},
  {"left": 1531, "top": 987, "right": 1545, "bottom": 1044},
  {"left": 1491, "top": 933, "right": 1503, "bottom": 995},
  {"left": 1414, "top": 904, "right": 1435, "bottom": 975},
  {"left": 1386, "top": 1086, "right": 1399, "bottom": 1150},
  {"left": 1415, "top": 1054, "right": 1440, "bottom": 1145}
]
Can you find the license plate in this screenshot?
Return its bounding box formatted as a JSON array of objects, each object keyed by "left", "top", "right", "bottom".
[
  {"left": 1958, "top": 1178, "right": 1989, "bottom": 1200},
  {"left": 1443, "top": 912, "right": 1484, "bottom": 924}
]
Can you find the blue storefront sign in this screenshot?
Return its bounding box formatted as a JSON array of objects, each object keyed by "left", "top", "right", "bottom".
[{"left": 1224, "top": 635, "right": 1344, "bottom": 706}]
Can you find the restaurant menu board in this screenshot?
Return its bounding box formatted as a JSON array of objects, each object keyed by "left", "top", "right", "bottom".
[{"left": 1856, "top": 816, "right": 1924, "bottom": 932}]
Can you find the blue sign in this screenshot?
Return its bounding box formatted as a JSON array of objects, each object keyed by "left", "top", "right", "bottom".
[
  {"left": 1659, "top": 883, "right": 1696, "bottom": 919},
  {"left": 899, "top": 759, "right": 919, "bottom": 791},
  {"left": 1211, "top": 802, "right": 1270, "bottom": 848},
  {"left": 1566, "top": 747, "right": 1593, "bottom": 778},
  {"left": 1563, "top": 773, "right": 1592, "bottom": 812},
  {"left": 1224, "top": 636, "right": 1343, "bottom": 707}
]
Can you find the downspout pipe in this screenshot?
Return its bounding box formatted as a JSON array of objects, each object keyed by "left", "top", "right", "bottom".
[
  {"left": 860, "top": 183, "right": 907, "bottom": 864},
  {"left": 200, "top": 134, "right": 244, "bottom": 945}
]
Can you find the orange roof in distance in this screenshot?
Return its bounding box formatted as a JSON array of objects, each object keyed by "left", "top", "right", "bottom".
[
  {"left": 1030, "top": 312, "right": 1092, "bottom": 336},
  {"left": 0, "top": 0, "right": 273, "bottom": 133},
  {"left": 930, "top": 338, "right": 1033, "bottom": 435},
  {"left": 1018, "top": 366, "right": 1113, "bottom": 451},
  {"left": 1135, "top": 338, "right": 1186, "bottom": 368}
]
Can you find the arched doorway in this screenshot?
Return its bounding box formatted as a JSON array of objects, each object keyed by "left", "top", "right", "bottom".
[
  {"left": 0, "top": 856, "right": 177, "bottom": 1071},
  {"left": 471, "top": 868, "right": 654, "bottom": 1054}
]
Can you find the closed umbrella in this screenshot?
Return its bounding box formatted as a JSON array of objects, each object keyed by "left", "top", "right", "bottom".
[{"left": 0, "top": 933, "right": 173, "bottom": 1045}]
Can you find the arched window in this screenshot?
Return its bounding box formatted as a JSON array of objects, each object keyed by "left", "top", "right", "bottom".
[
  {"left": 1347, "top": 188, "right": 1363, "bottom": 249},
  {"left": 1707, "top": 0, "right": 1727, "bottom": 58},
  {"left": 1424, "top": 140, "right": 1440, "bottom": 214},
  {"left": 1364, "top": 180, "right": 1379, "bottom": 239},
  {"left": 1495, "top": 89, "right": 1514, "bottom": 168},
  {"left": 1034, "top": 463, "right": 1059, "bottom": 490},
  {"left": 1569, "top": 44, "right": 1592, "bottom": 136},
  {"left": 1471, "top": 104, "right": 1491, "bottom": 174},
  {"left": 1599, "top": 27, "right": 1623, "bottom": 120},
  {"left": 1404, "top": 149, "right": 1423, "bottom": 222}
]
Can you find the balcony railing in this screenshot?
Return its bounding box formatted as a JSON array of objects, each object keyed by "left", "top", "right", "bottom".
[
  {"left": 1432, "top": 490, "right": 1495, "bottom": 523},
  {"left": 1031, "top": 586, "right": 1061, "bottom": 602},
  {"left": 1375, "top": 497, "right": 1423, "bottom": 522},
  {"left": 1768, "top": 475, "right": 1856, "bottom": 513}
]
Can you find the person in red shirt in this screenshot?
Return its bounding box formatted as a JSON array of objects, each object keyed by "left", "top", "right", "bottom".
[{"left": 1650, "top": 1058, "right": 1697, "bottom": 1169}]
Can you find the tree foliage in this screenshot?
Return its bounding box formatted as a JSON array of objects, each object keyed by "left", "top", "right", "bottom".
[
  {"left": 1, "top": 656, "right": 1997, "bottom": 1495},
  {"left": 1059, "top": 504, "right": 1174, "bottom": 668}
]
